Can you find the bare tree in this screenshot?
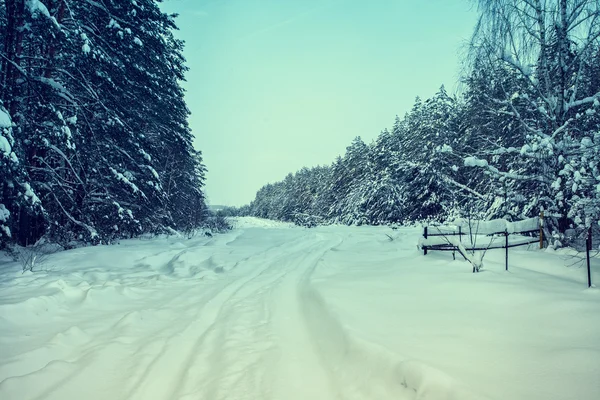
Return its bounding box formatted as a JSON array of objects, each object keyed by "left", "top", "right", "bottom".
[{"left": 467, "top": 0, "right": 600, "bottom": 232}]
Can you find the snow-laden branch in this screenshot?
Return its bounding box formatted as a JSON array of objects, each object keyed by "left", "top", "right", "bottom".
[
  {"left": 47, "top": 144, "right": 86, "bottom": 187},
  {"left": 26, "top": 0, "right": 61, "bottom": 29},
  {"left": 463, "top": 156, "right": 552, "bottom": 184},
  {"left": 50, "top": 191, "right": 98, "bottom": 239},
  {"left": 567, "top": 92, "right": 600, "bottom": 110},
  {"left": 441, "top": 176, "right": 488, "bottom": 200}
]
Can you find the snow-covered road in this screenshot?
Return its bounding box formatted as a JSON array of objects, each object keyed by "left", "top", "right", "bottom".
[{"left": 1, "top": 218, "right": 599, "bottom": 400}]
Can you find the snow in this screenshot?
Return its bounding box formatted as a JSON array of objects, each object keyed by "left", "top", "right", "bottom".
[
  {"left": 21, "top": 183, "right": 40, "bottom": 204},
  {"left": 110, "top": 167, "right": 141, "bottom": 194},
  {"left": 0, "top": 136, "right": 11, "bottom": 157},
  {"left": 0, "top": 218, "right": 598, "bottom": 400},
  {"left": 437, "top": 144, "right": 452, "bottom": 153},
  {"left": 26, "top": 0, "right": 59, "bottom": 27},
  {"left": 140, "top": 149, "right": 152, "bottom": 162},
  {"left": 464, "top": 156, "right": 488, "bottom": 168},
  {"left": 0, "top": 108, "right": 11, "bottom": 128},
  {"left": 38, "top": 77, "right": 71, "bottom": 100},
  {"left": 230, "top": 216, "right": 295, "bottom": 229},
  {"left": 26, "top": 0, "right": 50, "bottom": 18},
  {"left": 147, "top": 165, "right": 160, "bottom": 180},
  {"left": 507, "top": 217, "right": 539, "bottom": 233},
  {"left": 429, "top": 217, "right": 540, "bottom": 236},
  {"left": 419, "top": 231, "right": 537, "bottom": 250},
  {"left": 62, "top": 125, "right": 72, "bottom": 141},
  {"left": 108, "top": 19, "right": 121, "bottom": 30},
  {"left": 0, "top": 204, "right": 9, "bottom": 223},
  {"left": 0, "top": 110, "right": 14, "bottom": 159}
]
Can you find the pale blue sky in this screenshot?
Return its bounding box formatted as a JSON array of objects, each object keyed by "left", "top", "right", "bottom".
[{"left": 160, "top": 0, "right": 478, "bottom": 206}]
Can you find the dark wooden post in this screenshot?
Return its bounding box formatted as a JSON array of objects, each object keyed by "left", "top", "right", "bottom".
[
  {"left": 459, "top": 225, "right": 462, "bottom": 243},
  {"left": 423, "top": 226, "right": 428, "bottom": 255},
  {"left": 505, "top": 229, "right": 509, "bottom": 271},
  {"left": 587, "top": 226, "right": 592, "bottom": 288},
  {"left": 539, "top": 211, "right": 544, "bottom": 249},
  {"left": 504, "top": 228, "right": 508, "bottom": 271}
]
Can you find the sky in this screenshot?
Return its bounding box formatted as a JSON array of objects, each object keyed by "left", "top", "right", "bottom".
[{"left": 160, "top": 0, "right": 479, "bottom": 207}]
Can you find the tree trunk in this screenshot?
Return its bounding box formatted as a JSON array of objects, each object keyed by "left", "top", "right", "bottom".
[
  {"left": 557, "top": 0, "right": 568, "bottom": 121},
  {"left": 533, "top": 0, "right": 551, "bottom": 99},
  {"left": 1, "top": 0, "right": 25, "bottom": 116}
]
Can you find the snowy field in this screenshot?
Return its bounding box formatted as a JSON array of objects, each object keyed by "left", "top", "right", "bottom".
[{"left": 0, "top": 217, "right": 599, "bottom": 400}]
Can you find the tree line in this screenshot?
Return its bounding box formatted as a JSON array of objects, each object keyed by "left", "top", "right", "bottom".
[
  {"left": 1, "top": 0, "right": 209, "bottom": 249},
  {"left": 230, "top": 0, "right": 600, "bottom": 235}
]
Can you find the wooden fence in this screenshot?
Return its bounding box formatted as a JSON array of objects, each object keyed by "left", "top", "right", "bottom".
[
  {"left": 420, "top": 216, "right": 542, "bottom": 271},
  {"left": 420, "top": 215, "right": 594, "bottom": 287}
]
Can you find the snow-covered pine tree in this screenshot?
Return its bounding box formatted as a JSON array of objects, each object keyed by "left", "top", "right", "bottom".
[
  {"left": 0, "top": 0, "right": 207, "bottom": 246},
  {"left": 360, "top": 127, "right": 405, "bottom": 224},
  {"left": 468, "top": 0, "right": 600, "bottom": 232},
  {"left": 328, "top": 137, "right": 370, "bottom": 225},
  {"left": 397, "top": 88, "right": 461, "bottom": 222},
  {"left": 0, "top": 104, "right": 44, "bottom": 248}
]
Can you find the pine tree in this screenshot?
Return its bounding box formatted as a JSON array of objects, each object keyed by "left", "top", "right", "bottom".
[
  {"left": 0, "top": 0, "right": 208, "bottom": 247},
  {"left": 396, "top": 89, "right": 461, "bottom": 222}
]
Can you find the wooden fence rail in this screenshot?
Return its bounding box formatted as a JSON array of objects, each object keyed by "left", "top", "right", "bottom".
[
  {"left": 421, "top": 217, "right": 542, "bottom": 271},
  {"left": 421, "top": 214, "right": 593, "bottom": 287}
]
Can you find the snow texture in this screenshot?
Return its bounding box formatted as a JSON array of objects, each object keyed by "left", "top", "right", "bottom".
[
  {"left": 0, "top": 204, "right": 9, "bottom": 222},
  {"left": 449, "top": 217, "right": 540, "bottom": 235},
  {"left": 463, "top": 156, "right": 489, "bottom": 168},
  {"left": 0, "top": 218, "right": 598, "bottom": 400},
  {"left": 0, "top": 108, "right": 11, "bottom": 128},
  {"left": 0, "top": 136, "right": 11, "bottom": 157},
  {"left": 26, "top": 0, "right": 50, "bottom": 18},
  {"left": 424, "top": 217, "right": 540, "bottom": 238},
  {"left": 21, "top": 183, "right": 40, "bottom": 204},
  {"left": 110, "top": 167, "right": 140, "bottom": 193},
  {"left": 26, "top": 0, "right": 59, "bottom": 27}
]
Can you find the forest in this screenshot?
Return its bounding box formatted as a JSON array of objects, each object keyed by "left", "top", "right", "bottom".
[
  {"left": 2, "top": 0, "right": 600, "bottom": 250},
  {"left": 231, "top": 0, "right": 600, "bottom": 238},
  {"left": 0, "top": 0, "right": 211, "bottom": 249}
]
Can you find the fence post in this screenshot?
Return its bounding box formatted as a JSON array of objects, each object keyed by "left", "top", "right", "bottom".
[
  {"left": 459, "top": 225, "right": 462, "bottom": 243},
  {"left": 539, "top": 211, "right": 544, "bottom": 249},
  {"left": 587, "top": 226, "right": 592, "bottom": 288},
  {"left": 423, "top": 226, "right": 428, "bottom": 256},
  {"left": 505, "top": 228, "right": 509, "bottom": 271}
]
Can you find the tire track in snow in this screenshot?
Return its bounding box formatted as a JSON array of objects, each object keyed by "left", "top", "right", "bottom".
[
  {"left": 263, "top": 231, "right": 415, "bottom": 400},
  {"left": 297, "top": 233, "right": 490, "bottom": 400},
  {"left": 170, "top": 232, "right": 404, "bottom": 400},
  {"left": 154, "top": 231, "right": 417, "bottom": 400},
  {"left": 172, "top": 236, "right": 328, "bottom": 400},
  {"left": 0, "top": 230, "right": 312, "bottom": 400},
  {"left": 125, "top": 232, "right": 319, "bottom": 400}
]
